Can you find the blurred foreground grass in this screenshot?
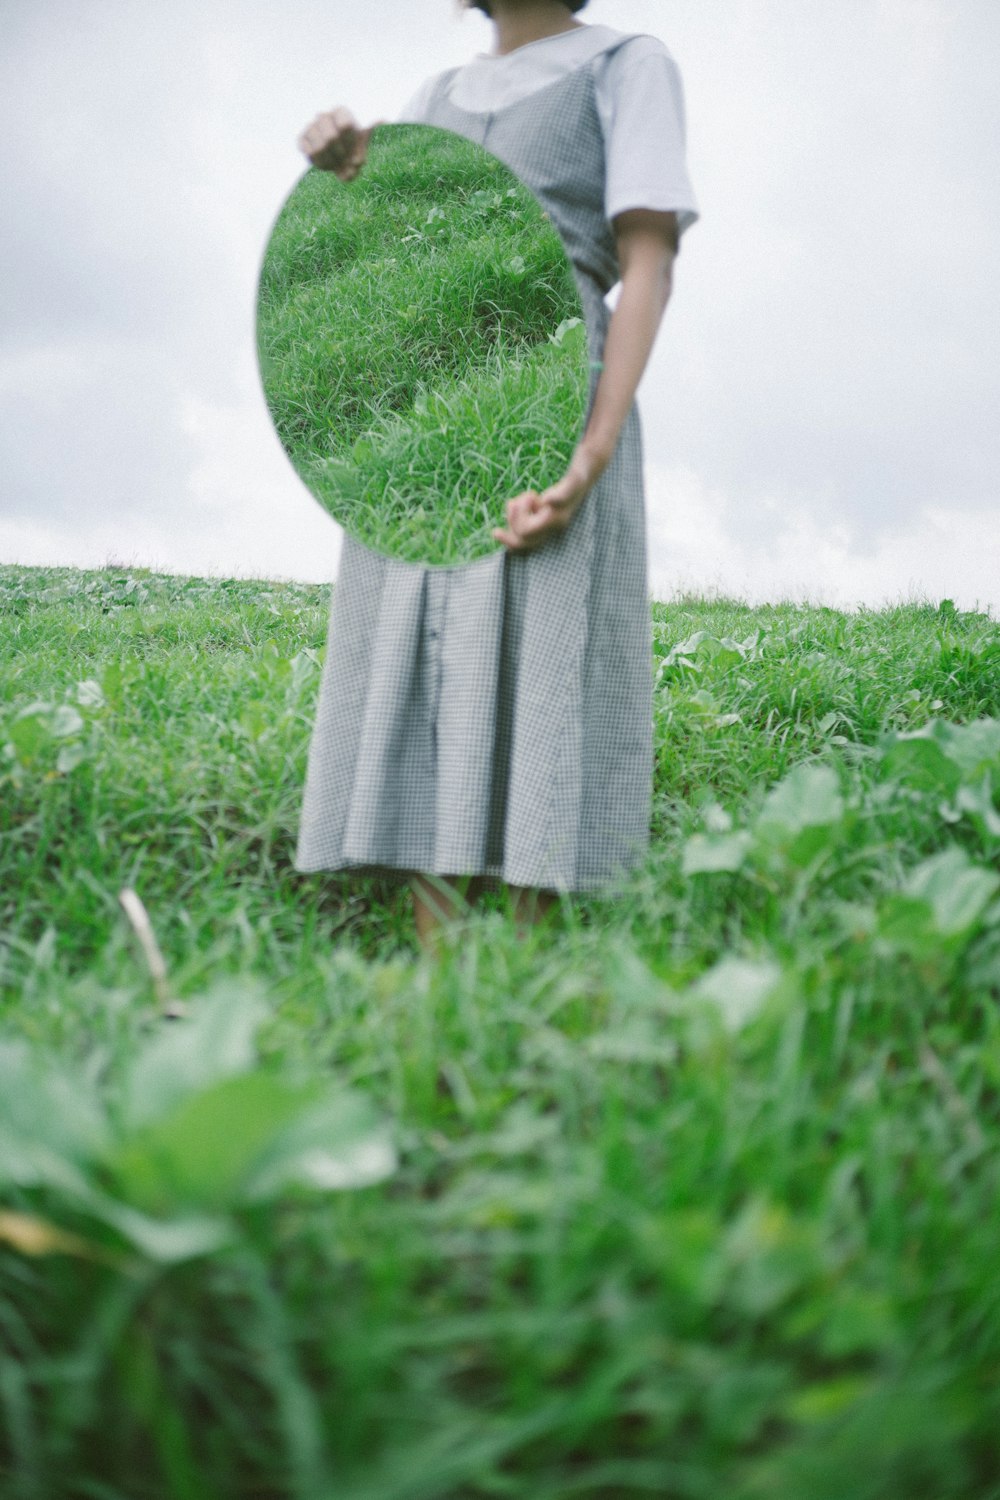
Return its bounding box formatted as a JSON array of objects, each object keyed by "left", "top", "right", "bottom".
[{"left": 1, "top": 563, "right": 999, "bottom": 1497}]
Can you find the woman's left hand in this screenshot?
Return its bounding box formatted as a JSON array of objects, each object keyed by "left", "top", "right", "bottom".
[{"left": 493, "top": 445, "right": 609, "bottom": 553}]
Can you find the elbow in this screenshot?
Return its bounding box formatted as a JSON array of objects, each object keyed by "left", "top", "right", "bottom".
[{"left": 619, "top": 253, "right": 674, "bottom": 310}]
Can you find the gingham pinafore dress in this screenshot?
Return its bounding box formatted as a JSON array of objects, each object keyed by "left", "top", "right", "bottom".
[{"left": 294, "top": 36, "right": 653, "bottom": 894}]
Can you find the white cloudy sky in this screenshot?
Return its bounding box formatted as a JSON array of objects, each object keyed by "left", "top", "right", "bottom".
[{"left": 1, "top": 0, "right": 998, "bottom": 613}]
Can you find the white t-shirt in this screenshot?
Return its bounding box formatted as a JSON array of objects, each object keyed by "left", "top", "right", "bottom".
[{"left": 398, "top": 23, "right": 699, "bottom": 239}]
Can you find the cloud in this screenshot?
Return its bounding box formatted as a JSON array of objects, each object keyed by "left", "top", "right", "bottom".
[
  {"left": 177, "top": 379, "right": 341, "bottom": 582},
  {"left": 647, "top": 462, "right": 997, "bottom": 616},
  {"left": 637, "top": 0, "right": 1000, "bottom": 549},
  {"left": 0, "top": 0, "right": 997, "bottom": 611}
]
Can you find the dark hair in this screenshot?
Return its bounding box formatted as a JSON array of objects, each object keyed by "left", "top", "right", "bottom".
[{"left": 467, "top": 1, "right": 590, "bottom": 14}]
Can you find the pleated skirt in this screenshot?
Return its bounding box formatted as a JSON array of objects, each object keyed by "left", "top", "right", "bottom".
[{"left": 294, "top": 276, "right": 653, "bottom": 894}]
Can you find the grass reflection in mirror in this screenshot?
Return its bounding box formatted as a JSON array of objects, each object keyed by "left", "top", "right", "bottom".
[{"left": 256, "top": 124, "right": 590, "bottom": 566}]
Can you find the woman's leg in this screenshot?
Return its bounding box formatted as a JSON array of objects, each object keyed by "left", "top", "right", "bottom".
[
  {"left": 507, "top": 884, "right": 560, "bottom": 938},
  {"left": 410, "top": 873, "right": 485, "bottom": 954},
  {"left": 409, "top": 875, "right": 559, "bottom": 953}
]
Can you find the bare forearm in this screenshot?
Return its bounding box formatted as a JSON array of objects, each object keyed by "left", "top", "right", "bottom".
[
  {"left": 579, "top": 266, "right": 673, "bottom": 468},
  {"left": 492, "top": 212, "right": 679, "bottom": 553}
]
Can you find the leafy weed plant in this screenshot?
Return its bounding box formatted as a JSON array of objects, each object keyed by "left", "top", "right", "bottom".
[{"left": 1, "top": 566, "right": 1000, "bottom": 1496}]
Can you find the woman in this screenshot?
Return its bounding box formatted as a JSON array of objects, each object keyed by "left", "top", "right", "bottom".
[{"left": 296, "top": 0, "right": 698, "bottom": 954}]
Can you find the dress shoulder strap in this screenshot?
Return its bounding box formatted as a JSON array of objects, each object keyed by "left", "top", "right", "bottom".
[{"left": 425, "top": 66, "right": 462, "bottom": 113}]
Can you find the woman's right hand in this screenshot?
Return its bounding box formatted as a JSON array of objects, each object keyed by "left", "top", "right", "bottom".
[{"left": 297, "top": 107, "right": 381, "bottom": 180}]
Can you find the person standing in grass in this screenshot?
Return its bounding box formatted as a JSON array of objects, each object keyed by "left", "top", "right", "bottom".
[{"left": 295, "top": 0, "right": 698, "bottom": 953}]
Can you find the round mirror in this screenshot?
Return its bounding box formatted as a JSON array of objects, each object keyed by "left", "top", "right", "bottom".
[{"left": 256, "top": 124, "right": 590, "bottom": 567}]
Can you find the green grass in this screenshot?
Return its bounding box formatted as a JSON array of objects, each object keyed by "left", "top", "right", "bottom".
[
  {"left": 2, "top": 563, "right": 1000, "bottom": 1497},
  {"left": 257, "top": 126, "right": 589, "bottom": 566}
]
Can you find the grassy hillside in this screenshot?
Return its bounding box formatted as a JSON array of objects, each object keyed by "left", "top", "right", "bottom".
[{"left": 1, "top": 563, "right": 999, "bottom": 1497}]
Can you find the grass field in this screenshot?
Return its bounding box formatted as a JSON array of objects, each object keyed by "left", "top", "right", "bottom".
[
  {"left": 256, "top": 126, "right": 589, "bottom": 566},
  {"left": 2, "top": 561, "right": 999, "bottom": 1497}
]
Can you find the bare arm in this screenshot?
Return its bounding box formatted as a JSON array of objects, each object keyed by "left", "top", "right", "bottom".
[
  {"left": 580, "top": 208, "right": 678, "bottom": 467},
  {"left": 493, "top": 208, "right": 679, "bottom": 551}
]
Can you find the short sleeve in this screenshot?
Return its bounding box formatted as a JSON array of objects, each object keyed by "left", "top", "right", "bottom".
[{"left": 595, "top": 37, "right": 700, "bottom": 239}]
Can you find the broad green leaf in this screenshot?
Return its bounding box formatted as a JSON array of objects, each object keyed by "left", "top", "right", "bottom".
[
  {"left": 689, "top": 957, "right": 784, "bottom": 1032},
  {"left": 878, "top": 847, "right": 999, "bottom": 956},
  {"left": 112, "top": 1070, "right": 395, "bottom": 1210},
  {"left": 244, "top": 1091, "right": 397, "bottom": 1200},
  {"left": 682, "top": 830, "right": 753, "bottom": 875},
  {"left": 76, "top": 678, "right": 105, "bottom": 708},
  {"left": 0, "top": 1132, "right": 96, "bottom": 1196},
  {"left": 879, "top": 732, "right": 961, "bottom": 795},
  {"left": 56, "top": 741, "right": 88, "bottom": 774},
  {"left": 121, "top": 982, "right": 270, "bottom": 1130},
  {"left": 876, "top": 895, "right": 937, "bottom": 956},
  {"left": 757, "top": 763, "right": 844, "bottom": 838},
  {"left": 0, "top": 1041, "right": 109, "bottom": 1163},
  {"left": 663, "top": 630, "right": 714, "bottom": 664},
  {"left": 878, "top": 717, "right": 1000, "bottom": 793},
  {"left": 601, "top": 944, "right": 675, "bottom": 1012},
  {"left": 942, "top": 717, "right": 1000, "bottom": 779},
  {"left": 12, "top": 699, "right": 53, "bottom": 720},
  {"left": 249, "top": 1135, "right": 396, "bottom": 1197},
  {"left": 49, "top": 705, "right": 84, "bottom": 738},
  {"left": 111, "top": 1071, "right": 318, "bottom": 1211},
  {"left": 550, "top": 316, "right": 585, "bottom": 357},
  {"left": 701, "top": 800, "right": 734, "bottom": 833},
  {"left": 754, "top": 763, "right": 844, "bottom": 866},
  {"left": 7, "top": 709, "right": 51, "bottom": 765},
  {"left": 951, "top": 774, "right": 1000, "bottom": 844},
  {"left": 785, "top": 823, "right": 841, "bottom": 867},
  {"left": 666, "top": 632, "right": 745, "bottom": 670},
  {"left": 551, "top": 315, "right": 583, "bottom": 346},
  {"left": 900, "top": 846, "right": 999, "bottom": 937},
  {"left": 831, "top": 900, "right": 877, "bottom": 941},
  {"left": 686, "top": 689, "right": 720, "bottom": 716},
  {"left": 96, "top": 1200, "right": 233, "bottom": 1263}
]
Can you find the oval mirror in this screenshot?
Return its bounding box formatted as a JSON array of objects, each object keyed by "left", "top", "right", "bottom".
[{"left": 256, "top": 123, "right": 590, "bottom": 567}]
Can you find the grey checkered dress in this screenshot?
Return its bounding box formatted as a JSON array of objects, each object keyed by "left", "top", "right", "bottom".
[{"left": 295, "top": 38, "right": 653, "bottom": 894}]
